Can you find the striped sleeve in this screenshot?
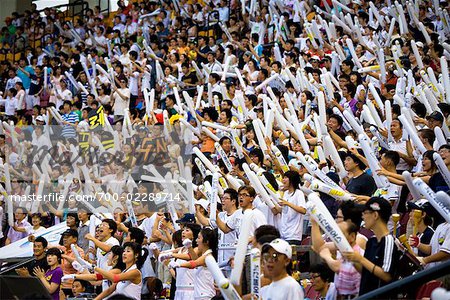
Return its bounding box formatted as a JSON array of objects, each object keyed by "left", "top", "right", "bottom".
[{"left": 381, "top": 235, "right": 395, "bottom": 272}]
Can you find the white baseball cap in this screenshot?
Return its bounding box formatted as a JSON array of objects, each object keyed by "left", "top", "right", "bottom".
[
  {"left": 194, "top": 199, "right": 210, "bottom": 211},
  {"left": 36, "top": 115, "right": 45, "bottom": 123},
  {"left": 264, "top": 238, "right": 292, "bottom": 259}
]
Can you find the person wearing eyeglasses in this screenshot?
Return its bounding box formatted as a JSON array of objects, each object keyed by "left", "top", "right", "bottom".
[
  {"left": 111, "top": 77, "right": 130, "bottom": 122},
  {"left": 307, "top": 263, "right": 337, "bottom": 300},
  {"left": 260, "top": 238, "right": 304, "bottom": 300},
  {"left": 215, "top": 186, "right": 267, "bottom": 239},
  {"left": 85, "top": 219, "right": 120, "bottom": 292},
  {"left": 343, "top": 197, "right": 400, "bottom": 296},
  {"left": 5, "top": 207, "right": 32, "bottom": 245}
]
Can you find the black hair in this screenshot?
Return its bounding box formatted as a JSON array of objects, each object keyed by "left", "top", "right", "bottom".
[
  {"left": 200, "top": 228, "right": 218, "bottom": 259},
  {"left": 263, "top": 172, "right": 279, "bottom": 191},
  {"left": 339, "top": 201, "right": 363, "bottom": 231},
  {"left": 249, "top": 148, "right": 264, "bottom": 164},
  {"left": 223, "top": 188, "right": 239, "bottom": 208},
  {"left": 382, "top": 150, "right": 400, "bottom": 166},
  {"left": 122, "top": 242, "right": 148, "bottom": 269},
  {"left": 422, "top": 150, "right": 438, "bottom": 171},
  {"left": 310, "top": 263, "right": 334, "bottom": 283},
  {"left": 128, "top": 227, "right": 145, "bottom": 245},
  {"left": 203, "top": 107, "right": 219, "bottom": 122},
  {"left": 35, "top": 236, "right": 48, "bottom": 248},
  {"left": 102, "top": 219, "right": 118, "bottom": 236},
  {"left": 110, "top": 245, "right": 126, "bottom": 270},
  {"left": 411, "top": 102, "right": 427, "bottom": 118},
  {"left": 220, "top": 108, "right": 232, "bottom": 123},
  {"left": 283, "top": 170, "right": 301, "bottom": 189},
  {"left": 72, "top": 278, "right": 89, "bottom": 290},
  {"left": 172, "top": 230, "right": 183, "bottom": 248},
  {"left": 329, "top": 113, "right": 344, "bottom": 127},
  {"left": 184, "top": 223, "right": 202, "bottom": 247},
  {"left": 46, "top": 247, "right": 62, "bottom": 263},
  {"left": 419, "top": 128, "right": 435, "bottom": 146},
  {"left": 367, "top": 197, "right": 392, "bottom": 224},
  {"left": 342, "top": 59, "right": 355, "bottom": 69},
  {"left": 254, "top": 225, "right": 280, "bottom": 245},
  {"left": 66, "top": 212, "right": 79, "bottom": 226}
]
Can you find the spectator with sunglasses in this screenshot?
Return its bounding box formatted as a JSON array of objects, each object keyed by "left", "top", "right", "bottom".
[{"left": 260, "top": 238, "right": 304, "bottom": 300}]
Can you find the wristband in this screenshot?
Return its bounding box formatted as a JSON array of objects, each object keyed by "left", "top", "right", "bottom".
[
  {"left": 189, "top": 260, "right": 197, "bottom": 269},
  {"left": 372, "top": 264, "right": 376, "bottom": 274},
  {"left": 113, "top": 274, "right": 120, "bottom": 283},
  {"left": 96, "top": 273, "right": 104, "bottom": 281}
]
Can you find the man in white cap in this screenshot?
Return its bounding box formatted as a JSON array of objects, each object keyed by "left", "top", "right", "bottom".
[{"left": 260, "top": 238, "right": 304, "bottom": 300}]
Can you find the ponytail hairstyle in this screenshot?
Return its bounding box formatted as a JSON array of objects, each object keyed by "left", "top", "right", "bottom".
[
  {"left": 200, "top": 228, "right": 218, "bottom": 260},
  {"left": 184, "top": 223, "right": 202, "bottom": 248},
  {"left": 110, "top": 245, "right": 126, "bottom": 271},
  {"left": 122, "top": 242, "right": 148, "bottom": 269}
]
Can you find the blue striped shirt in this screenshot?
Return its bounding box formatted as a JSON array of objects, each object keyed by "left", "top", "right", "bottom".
[{"left": 62, "top": 112, "right": 78, "bottom": 138}]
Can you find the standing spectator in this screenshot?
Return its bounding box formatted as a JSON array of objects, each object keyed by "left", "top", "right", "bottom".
[
  {"left": 343, "top": 197, "right": 400, "bottom": 295},
  {"left": 279, "top": 171, "right": 307, "bottom": 245},
  {"left": 5, "top": 207, "right": 32, "bottom": 245},
  {"left": 260, "top": 238, "right": 304, "bottom": 299},
  {"left": 58, "top": 229, "right": 85, "bottom": 298},
  {"left": 61, "top": 100, "right": 79, "bottom": 139},
  {"left": 85, "top": 219, "right": 120, "bottom": 292},
  {"left": 111, "top": 77, "right": 130, "bottom": 121}
]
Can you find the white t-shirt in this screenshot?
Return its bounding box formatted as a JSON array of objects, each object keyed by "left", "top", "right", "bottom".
[
  {"left": 427, "top": 222, "right": 450, "bottom": 269},
  {"left": 129, "top": 71, "right": 139, "bottom": 96},
  {"left": 97, "top": 236, "right": 120, "bottom": 291},
  {"left": 280, "top": 189, "right": 306, "bottom": 241},
  {"left": 226, "top": 207, "right": 267, "bottom": 237},
  {"left": 253, "top": 196, "right": 280, "bottom": 228},
  {"left": 57, "top": 89, "right": 73, "bottom": 110},
  {"left": 388, "top": 138, "right": 410, "bottom": 171},
  {"left": 210, "top": 211, "right": 238, "bottom": 266},
  {"left": 112, "top": 88, "right": 130, "bottom": 116},
  {"left": 0, "top": 97, "right": 17, "bottom": 116},
  {"left": 97, "top": 236, "right": 120, "bottom": 269},
  {"left": 261, "top": 275, "right": 304, "bottom": 300}
]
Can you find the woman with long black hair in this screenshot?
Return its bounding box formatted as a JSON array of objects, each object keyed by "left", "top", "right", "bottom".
[
  {"left": 279, "top": 170, "right": 307, "bottom": 245},
  {"left": 168, "top": 228, "right": 218, "bottom": 300},
  {"left": 170, "top": 223, "right": 202, "bottom": 300},
  {"left": 94, "top": 242, "right": 148, "bottom": 300},
  {"left": 63, "top": 245, "right": 126, "bottom": 292}
]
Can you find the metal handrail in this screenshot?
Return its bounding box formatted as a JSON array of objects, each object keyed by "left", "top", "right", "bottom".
[
  {"left": 357, "top": 260, "right": 450, "bottom": 299},
  {"left": 0, "top": 257, "right": 35, "bottom": 275}
]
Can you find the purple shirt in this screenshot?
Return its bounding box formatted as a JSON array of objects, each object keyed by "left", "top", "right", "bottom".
[
  {"left": 45, "top": 266, "right": 63, "bottom": 300},
  {"left": 7, "top": 219, "right": 31, "bottom": 243},
  {"left": 339, "top": 97, "right": 358, "bottom": 114}
]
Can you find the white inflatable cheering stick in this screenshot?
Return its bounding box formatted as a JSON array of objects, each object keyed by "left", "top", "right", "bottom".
[
  {"left": 413, "top": 179, "right": 450, "bottom": 223},
  {"left": 205, "top": 255, "right": 242, "bottom": 300},
  {"left": 230, "top": 209, "right": 253, "bottom": 285},
  {"left": 87, "top": 215, "right": 97, "bottom": 259},
  {"left": 126, "top": 200, "right": 138, "bottom": 227},
  {"left": 307, "top": 193, "right": 353, "bottom": 253},
  {"left": 209, "top": 172, "right": 219, "bottom": 222}
]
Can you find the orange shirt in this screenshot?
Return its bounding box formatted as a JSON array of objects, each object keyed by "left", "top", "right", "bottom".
[
  {"left": 57, "top": 244, "right": 85, "bottom": 289},
  {"left": 201, "top": 128, "right": 216, "bottom": 153}
]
